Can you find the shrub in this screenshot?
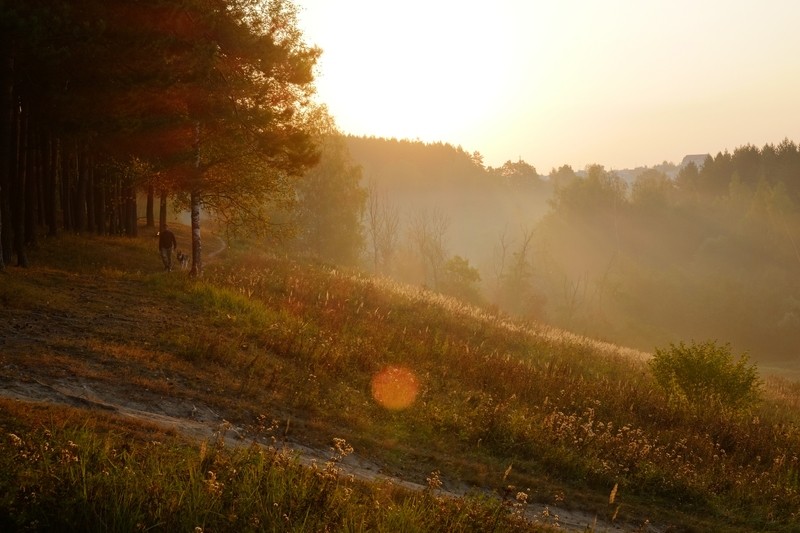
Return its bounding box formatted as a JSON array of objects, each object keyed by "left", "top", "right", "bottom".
[{"left": 649, "top": 340, "right": 762, "bottom": 410}]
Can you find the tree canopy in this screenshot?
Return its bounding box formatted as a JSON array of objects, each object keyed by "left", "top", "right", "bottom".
[
  {"left": 0, "top": 0, "right": 321, "bottom": 273},
  {"left": 534, "top": 142, "right": 800, "bottom": 364}
]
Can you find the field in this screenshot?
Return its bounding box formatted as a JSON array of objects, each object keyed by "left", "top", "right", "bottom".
[{"left": 1, "top": 225, "right": 799, "bottom": 532}]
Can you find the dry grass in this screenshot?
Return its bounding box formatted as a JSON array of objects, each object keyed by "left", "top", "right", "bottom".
[{"left": 1, "top": 227, "right": 799, "bottom": 531}]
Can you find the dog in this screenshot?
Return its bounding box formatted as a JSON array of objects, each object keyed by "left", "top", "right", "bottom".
[{"left": 176, "top": 250, "right": 189, "bottom": 270}]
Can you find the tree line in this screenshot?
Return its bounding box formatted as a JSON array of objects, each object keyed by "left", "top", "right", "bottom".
[
  {"left": 534, "top": 141, "right": 800, "bottom": 364},
  {"left": 347, "top": 136, "right": 800, "bottom": 365},
  {"left": 0, "top": 0, "right": 327, "bottom": 275}
]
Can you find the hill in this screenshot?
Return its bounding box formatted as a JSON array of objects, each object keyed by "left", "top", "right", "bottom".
[{"left": 1, "top": 227, "right": 799, "bottom": 532}]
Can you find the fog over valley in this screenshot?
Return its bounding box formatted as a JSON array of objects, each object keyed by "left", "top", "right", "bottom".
[{"left": 345, "top": 136, "right": 800, "bottom": 373}]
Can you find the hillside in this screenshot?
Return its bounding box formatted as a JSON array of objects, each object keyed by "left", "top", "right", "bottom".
[{"left": 1, "top": 227, "right": 800, "bottom": 532}]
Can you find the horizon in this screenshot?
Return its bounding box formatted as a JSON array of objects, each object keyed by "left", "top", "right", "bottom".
[{"left": 296, "top": 0, "right": 800, "bottom": 172}]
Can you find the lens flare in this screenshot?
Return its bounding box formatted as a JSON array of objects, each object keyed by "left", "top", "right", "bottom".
[{"left": 371, "top": 366, "right": 419, "bottom": 410}]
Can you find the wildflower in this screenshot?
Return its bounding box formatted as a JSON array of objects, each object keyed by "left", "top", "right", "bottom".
[
  {"left": 426, "top": 470, "right": 443, "bottom": 490},
  {"left": 205, "top": 471, "right": 224, "bottom": 496},
  {"left": 332, "top": 437, "right": 353, "bottom": 458}
]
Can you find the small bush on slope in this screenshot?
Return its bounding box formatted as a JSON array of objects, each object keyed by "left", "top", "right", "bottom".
[{"left": 650, "top": 340, "right": 762, "bottom": 410}]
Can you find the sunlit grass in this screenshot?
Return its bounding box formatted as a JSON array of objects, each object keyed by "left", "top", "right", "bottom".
[
  {"left": 0, "top": 401, "right": 555, "bottom": 532},
  {"left": 202, "top": 246, "right": 800, "bottom": 531},
  {"left": 2, "top": 229, "right": 799, "bottom": 531}
]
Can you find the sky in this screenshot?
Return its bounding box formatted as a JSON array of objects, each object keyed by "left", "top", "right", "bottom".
[{"left": 294, "top": 0, "right": 800, "bottom": 172}]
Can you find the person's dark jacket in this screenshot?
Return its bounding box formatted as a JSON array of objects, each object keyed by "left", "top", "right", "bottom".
[{"left": 159, "top": 229, "right": 177, "bottom": 250}]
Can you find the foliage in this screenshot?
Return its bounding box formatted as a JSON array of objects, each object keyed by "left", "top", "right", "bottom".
[
  {"left": 291, "top": 108, "right": 367, "bottom": 265},
  {"left": 0, "top": 0, "right": 321, "bottom": 272},
  {"left": 649, "top": 340, "right": 763, "bottom": 410},
  {"left": 533, "top": 143, "right": 800, "bottom": 363},
  {"left": 439, "top": 255, "right": 483, "bottom": 305},
  {"left": 490, "top": 159, "right": 542, "bottom": 188}
]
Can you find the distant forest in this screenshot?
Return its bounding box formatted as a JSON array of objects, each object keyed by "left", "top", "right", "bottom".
[{"left": 349, "top": 136, "right": 800, "bottom": 368}]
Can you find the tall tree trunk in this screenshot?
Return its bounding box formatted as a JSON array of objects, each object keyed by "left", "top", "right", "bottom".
[
  {"left": 125, "top": 184, "right": 137, "bottom": 237},
  {"left": 146, "top": 184, "right": 154, "bottom": 227},
  {"left": 86, "top": 153, "right": 95, "bottom": 234},
  {"left": 11, "top": 100, "right": 27, "bottom": 267},
  {"left": 74, "top": 139, "right": 87, "bottom": 233},
  {"left": 94, "top": 173, "right": 106, "bottom": 235},
  {"left": 0, "top": 46, "right": 14, "bottom": 269},
  {"left": 24, "top": 112, "right": 37, "bottom": 247},
  {"left": 60, "top": 143, "right": 73, "bottom": 231},
  {"left": 159, "top": 189, "right": 167, "bottom": 232},
  {"left": 109, "top": 178, "right": 118, "bottom": 234},
  {"left": 44, "top": 136, "right": 58, "bottom": 237},
  {"left": 190, "top": 186, "right": 202, "bottom": 277},
  {"left": 0, "top": 181, "right": 4, "bottom": 270},
  {"left": 190, "top": 121, "right": 202, "bottom": 277},
  {"left": 34, "top": 130, "right": 45, "bottom": 227}
]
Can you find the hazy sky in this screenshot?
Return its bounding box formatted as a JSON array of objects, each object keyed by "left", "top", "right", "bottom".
[{"left": 295, "top": 1, "right": 800, "bottom": 172}]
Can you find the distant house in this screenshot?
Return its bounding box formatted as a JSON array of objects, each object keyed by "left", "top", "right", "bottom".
[{"left": 680, "top": 154, "right": 710, "bottom": 169}]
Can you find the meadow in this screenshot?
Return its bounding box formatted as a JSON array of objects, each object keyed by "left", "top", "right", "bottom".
[{"left": 0, "top": 228, "right": 798, "bottom": 532}]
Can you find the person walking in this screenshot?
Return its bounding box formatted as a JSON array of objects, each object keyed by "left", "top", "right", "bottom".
[{"left": 158, "top": 226, "right": 178, "bottom": 271}]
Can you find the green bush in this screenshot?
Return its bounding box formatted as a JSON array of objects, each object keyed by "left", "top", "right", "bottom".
[{"left": 649, "top": 340, "right": 762, "bottom": 410}]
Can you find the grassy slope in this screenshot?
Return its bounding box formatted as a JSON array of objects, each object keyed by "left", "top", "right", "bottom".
[{"left": 1, "top": 227, "right": 799, "bottom": 532}]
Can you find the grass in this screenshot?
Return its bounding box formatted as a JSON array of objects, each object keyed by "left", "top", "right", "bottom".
[
  {"left": 1, "top": 226, "right": 799, "bottom": 531},
  {"left": 0, "top": 401, "right": 541, "bottom": 532}
]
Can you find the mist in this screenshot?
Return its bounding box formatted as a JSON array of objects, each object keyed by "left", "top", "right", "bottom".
[{"left": 347, "top": 137, "right": 800, "bottom": 374}]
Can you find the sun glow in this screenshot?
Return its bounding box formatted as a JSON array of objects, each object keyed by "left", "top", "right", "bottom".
[
  {"left": 298, "top": 1, "right": 518, "bottom": 146},
  {"left": 298, "top": 0, "right": 800, "bottom": 171}
]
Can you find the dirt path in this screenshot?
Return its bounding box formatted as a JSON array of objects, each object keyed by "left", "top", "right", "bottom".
[{"left": 0, "top": 374, "right": 628, "bottom": 532}]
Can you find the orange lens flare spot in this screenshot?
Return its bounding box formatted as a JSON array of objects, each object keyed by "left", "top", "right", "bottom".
[{"left": 371, "top": 366, "right": 419, "bottom": 410}]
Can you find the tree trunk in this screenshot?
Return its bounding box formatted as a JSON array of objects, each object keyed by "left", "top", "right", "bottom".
[
  {"left": 0, "top": 181, "right": 3, "bottom": 270},
  {"left": 44, "top": 136, "right": 58, "bottom": 237},
  {"left": 86, "top": 153, "right": 95, "bottom": 234},
  {"left": 74, "top": 139, "right": 87, "bottom": 233},
  {"left": 0, "top": 46, "right": 14, "bottom": 269},
  {"left": 60, "top": 143, "right": 73, "bottom": 231},
  {"left": 24, "top": 113, "right": 38, "bottom": 247},
  {"left": 190, "top": 186, "right": 202, "bottom": 277},
  {"left": 94, "top": 172, "right": 106, "bottom": 235},
  {"left": 190, "top": 121, "right": 202, "bottom": 277},
  {"left": 146, "top": 184, "right": 154, "bottom": 227},
  {"left": 11, "top": 100, "right": 27, "bottom": 267},
  {"left": 159, "top": 189, "right": 167, "bottom": 232},
  {"left": 125, "top": 184, "right": 137, "bottom": 237},
  {"left": 34, "top": 130, "right": 45, "bottom": 227}
]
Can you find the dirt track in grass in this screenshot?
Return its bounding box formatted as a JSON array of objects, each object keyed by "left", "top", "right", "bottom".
[{"left": 0, "top": 226, "right": 652, "bottom": 532}]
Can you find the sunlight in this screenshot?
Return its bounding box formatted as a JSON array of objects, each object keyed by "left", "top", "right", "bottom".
[
  {"left": 370, "top": 366, "right": 419, "bottom": 410},
  {"left": 298, "top": 0, "right": 516, "bottom": 146},
  {"left": 298, "top": 0, "right": 800, "bottom": 170}
]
